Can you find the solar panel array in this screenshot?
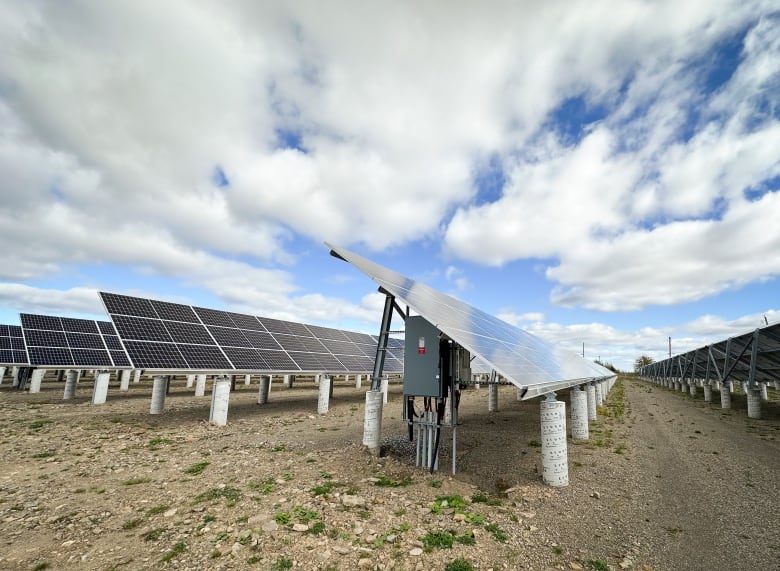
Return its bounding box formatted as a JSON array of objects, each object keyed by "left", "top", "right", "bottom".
[
  {"left": 327, "top": 243, "right": 615, "bottom": 399},
  {"left": 640, "top": 322, "right": 780, "bottom": 384},
  {"left": 100, "top": 292, "right": 404, "bottom": 374},
  {"left": 0, "top": 324, "right": 28, "bottom": 365},
  {"left": 20, "top": 314, "right": 132, "bottom": 368}
]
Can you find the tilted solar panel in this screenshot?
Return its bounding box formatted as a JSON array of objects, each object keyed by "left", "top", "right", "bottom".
[
  {"left": 0, "top": 324, "right": 29, "bottom": 365},
  {"left": 19, "top": 314, "right": 132, "bottom": 368},
  {"left": 100, "top": 292, "right": 403, "bottom": 375},
  {"left": 326, "top": 243, "right": 613, "bottom": 398}
]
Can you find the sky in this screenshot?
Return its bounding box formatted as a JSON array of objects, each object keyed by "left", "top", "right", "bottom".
[{"left": 1, "top": 1, "right": 779, "bottom": 372}]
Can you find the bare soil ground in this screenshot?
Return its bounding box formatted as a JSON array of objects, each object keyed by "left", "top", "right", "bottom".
[{"left": 0, "top": 374, "right": 778, "bottom": 571}]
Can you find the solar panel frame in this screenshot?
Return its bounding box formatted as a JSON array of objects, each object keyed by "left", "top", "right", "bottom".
[
  {"left": 326, "top": 243, "right": 613, "bottom": 398},
  {"left": 0, "top": 323, "right": 29, "bottom": 365}
]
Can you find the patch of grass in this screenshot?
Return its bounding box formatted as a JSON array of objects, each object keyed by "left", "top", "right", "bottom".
[
  {"left": 272, "top": 556, "right": 293, "bottom": 570},
  {"left": 123, "top": 477, "right": 151, "bottom": 486},
  {"left": 585, "top": 560, "right": 609, "bottom": 571},
  {"left": 455, "top": 532, "right": 476, "bottom": 546},
  {"left": 28, "top": 419, "right": 52, "bottom": 431},
  {"left": 528, "top": 440, "right": 542, "bottom": 447},
  {"left": 146, "top": 505, "right": 169, "bottom": 516},
  {"left": 143, "top": 528, "right": 165, "bottom": 542},
  {"left": 32, "top": 562, "right": 50, "bottom": 571},
  {"left": 247, "top": 555, "right": 262, "bottom": 565},
  {"left": 247, "top": 478, "right": 275, "bottom": 494},
  {"left": 308, "top": 521, "right": 326, "bottom": 535},
  {"left": 464, "top": 512, "right": 485, "bottom": 525},
  {"left": 203, "top": 515, "right": 216, "bottom": 524},
  {"left": 614, "top": 443, "right": 627, "bottom": 454},
  {"left": 471, "top": 492, "right": 502, "bottom": 506},
  {"left": 32, "top": 451, "right": 56, "bottom": 458},
  {"left": 210, "top": 550, "right": 221, "bottom": 559},
  {"left": 160, "top": 541, "right": 186, "bottom": 563},
  {"left": 183, "top": 461, "right": 209, "bottom": 475},
  {"left": 310, "top": 481, "right": 337, "bottom": 496},
  {"left": 194, "top": 486, "right": 242, "bottom": 506},
  {"left": 431, "top": 495, "right": 468, "bottom": 513},
  {"left": 121, "top": 517, "right": 145, "bottom": 530},
  {"left": 552, "top": 545, "right": 564, "bottom": 555},
  {"left": 374, "top": 475, "right": 413, "bottom": 487},
  {"left": 293, "top": 506, "right": 320, "bottom": 523},
  {"left": 445, "top": 559, "right": 474, "bottom": 571},
  {"left": 274, "top": 511, "right": 291, "bottom": 525},
  {"left": 148, "top": 437, "right": 173, "bottom": 449},
  {"left": 271, "top": 444, "right": 287, "bottom": 452},
  {"left": 428, "top": 479, "right": 442, "bottom": 488},
  {"left": 421, "top": 530, "right": 454, "bottom": 550},
  {"left": 485, "top": 523, "right": 508, "bottom": 543}
]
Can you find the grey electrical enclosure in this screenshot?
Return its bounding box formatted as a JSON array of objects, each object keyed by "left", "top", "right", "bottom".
[{"left": 403, "top": 316, "right": 442, "bottom": 397}]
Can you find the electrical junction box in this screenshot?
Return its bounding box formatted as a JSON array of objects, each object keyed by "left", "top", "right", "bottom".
[{"left": 403, "top": 316, "right": 442, "bottom": 397}]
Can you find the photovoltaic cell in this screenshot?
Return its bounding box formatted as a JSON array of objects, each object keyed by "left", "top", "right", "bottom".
[
  {"left": 20, "top": 313, "right": 132, "bottom": 368},
  {"left": 103, "top": 335, "right": 125, "bottom": 351},
  {"left": 327, "top": 242, "right": 613, "bottom": 398},
  {"left": 100, "top": 291, "right": 400, "bottom": 374},
  {"left": 0, "top": 323, "right": 28, "bottom": 365},
  {"left": 97, "top": 321, "right": 118, "bottom": 336}
]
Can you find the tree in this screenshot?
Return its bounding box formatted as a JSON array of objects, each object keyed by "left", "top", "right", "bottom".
[{"left": 634, "top": 355, "right": 654, "bottom": 373}]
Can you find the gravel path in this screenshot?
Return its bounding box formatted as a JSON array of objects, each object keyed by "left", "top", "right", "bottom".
[{"left": 0, "top": 374, "right": 777, "bottom": 570}]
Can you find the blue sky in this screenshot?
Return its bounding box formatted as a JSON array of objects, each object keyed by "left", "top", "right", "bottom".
[{"left": 1, "top": 1, "right": 779, "bottom": 371}]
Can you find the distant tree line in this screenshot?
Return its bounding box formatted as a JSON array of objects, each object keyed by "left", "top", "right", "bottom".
[{"left": 594, "top": 359, "right": 620, "bottom": 373}]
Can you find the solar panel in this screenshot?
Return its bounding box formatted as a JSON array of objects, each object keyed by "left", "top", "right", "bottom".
[
  {"left": 100, "top": 291, "right": 394, "bottom": 374},
  {"left": 19, "top": 313, "right": 132, "bottom": 368},
  {"left": 326, "top": 243, "right": 613, "bottom": 398},
  {"left": 0, "top": 323, "right": 29, "bottom": 365}
]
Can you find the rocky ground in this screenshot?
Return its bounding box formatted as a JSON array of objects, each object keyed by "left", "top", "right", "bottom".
[{"left": 0, "top": 373, "right": 778, "bottom": 571}]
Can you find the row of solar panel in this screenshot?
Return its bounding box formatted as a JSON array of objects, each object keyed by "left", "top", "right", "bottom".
[
  {"left": 1, "top": 292, "right": 406, "bottom": 374},
  {"left": 100, "top": 292, "right": 404, "bottom": 373}
]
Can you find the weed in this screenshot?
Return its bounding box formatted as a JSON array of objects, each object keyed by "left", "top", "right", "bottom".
[
  {"left": 28, "top": 419, "right": 52, "bottom": 431},
  {"left": 428, "top": 479, "right": 442, "bottom": 488},
  {"left": 552, "top": 545, "right": 563, "bottom": 555},
  {"left": 272, "top": 556, "right": 293, "bottom": 570},
  {"left": 485, "top": 523, "right": 508, "bottom": 542},
  {"left": 160, "top": 541, "right": 186, "bottom": 563},
  {"left": 123, "top": 477, "right": 151, "bottom": 486},
  {"left": 148, "top": 437, "right": 173, "bottom": 449},
  {"left": 32, "top": 451, "right": 56, "bottom": 458},
  {"left": 309, "top": 521, "right": 326, "bottom": 535},
  {"left": 421, "top": 530, "right": 454, "bottom": 550},
  {"left": 374, "top": 475, "right": 413, "bottom": 487},
  {"left": 122, "top": 517, "right": 145, "bottom": 530},
  {"left": 32, "top": 562, "right": 50, "bottom": 571},
  {"left": 614, "top": 444, "right": 627, "bottom": 454},
  {"left": 194, "top": 486, "right": 242, "bottom": 506},
  {"left": 585, "top": 560, "right": 609, "bottom": 571},
  {"left": 464, "top": 512, "right": 485, "bottom": 525},
  {"left": 310, "top": 481, "right": 337, "bottom": 496},
  {"left": 431, "top": 495, "right": 468, "bottom": 513},
  {"left": 143, "top": 528, "right": 164, "bottom": 542},
  {"left": 271, "top": 444, "right": 287, "bottom": 452},
  {"left": 293, "top": 506, "right": 319, "bottom": 523},
  {"left": 471, "top": 492, "right": 501, "bottom": 506},
  {"left": 146, "top": 505, "right": 169, "bottom": 516},
  {"left": 203, "top": 515, "right": 216, "bottom": 524},
  {"left": 455, "top": 532, "right": 476, "bottom": 546},
  {"left": 247, "top": 556, "right": 262, "bottom": 565},
  {"left": 274, "top": 511, "right": 291, "bottom": 525},
  {"left": 445, "top": 559, "right": 474, "bottom": 571},
  {"left": 247, "top": 478, "right": 275, "bottom": 494},
  {"left": 210, "top": 550, "right": 221, "bottom": 558},
  {"left": 320, "top": 472, "right": 333, "bottom": 480},
  {"left": 184, "top": 461, "right": 209, "bottom": 475}
]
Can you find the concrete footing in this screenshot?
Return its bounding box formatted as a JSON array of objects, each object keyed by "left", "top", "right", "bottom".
[
  {"left": 257, "top": 375, "right": 270, "bottom": 404},
  {"left": 703, "top": 383, "right": 712, "bottom": 402},
  {"left": 586, "top": 383, "right": 597, "bottom": 420},
  {"left": 570, "top": 386, "right": 589, "bottom": 441},
  {"left": 92, "top": 371, "right": 110, "bottom": 404},
  {"left": 195, "top": 374, "right": 207, "bottom": 397},
  {"left": 29, "top": 369, "right": 45, "bottom": 393},
  {"left": 63, "top": 370, "right": 79, "bottom": 399},
  {"left": 209, "top": 376, "right": 232, "bottom": 426},
  {"left": 540, "top": 393, "right": 568, "bottom": 487},
  {"left": 318, "top": 376, "right": 331, "bottom": 414},
  {"left": 363, "top": 389, "right": 383, "bottom": 454},
  {"left": 119, "top": 370, "right": 131, "bottom": 391},
  {"left": 488, "top": 383, "right": 498, "bottom": 412},
  {"left": 720, "top": 384, "right": 732, "bottom": 409},
  {"left": 150, "top": 375, "right": 166, "bottom": 414},
  {"left": 747, "top": 389, "right": 761, "bottom": 419}
]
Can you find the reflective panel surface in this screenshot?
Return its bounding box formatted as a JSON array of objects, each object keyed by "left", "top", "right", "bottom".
[{"left": 327, "top": 243, "right": 614, "bottom": 398}]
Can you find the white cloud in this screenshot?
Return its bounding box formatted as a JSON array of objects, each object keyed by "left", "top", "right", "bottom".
[{"left": 0, "top": 0, "right": 776, "bottom": 322}]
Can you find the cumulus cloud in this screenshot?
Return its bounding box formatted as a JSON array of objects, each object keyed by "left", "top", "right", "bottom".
[{"left": 0, "top": 0, "right": 777, "bottom": 327}]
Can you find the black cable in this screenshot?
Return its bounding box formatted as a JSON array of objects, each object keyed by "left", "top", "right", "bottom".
[{"left": 430, "top": 398, "right": 446, "bottom": 474}]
